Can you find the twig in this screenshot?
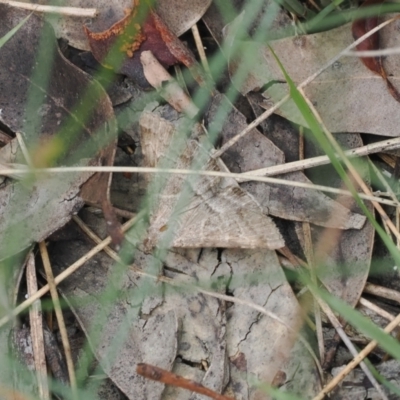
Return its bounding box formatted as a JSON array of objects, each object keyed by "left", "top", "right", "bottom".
[
  {"left": 211, "top": 16, "right": 399, "bottom": 159},
  {"left": 364, "top": 282, "right": 400, "bottom": 304},
  {"left": 0, "top": 0, "right": 97, "bottom": 17},
  {"left": 39, "top": 241, "right": 77, "bottom": 397},
  {"left": 358, "top": 297, "right": 396, "bottom": 323},
  {"left": 240, "top": 136, "right": 400, "bottom": 179},
  {"left": 26, "top": 253, "right": 49, "bottom": 400},
  {"left": 191, "top": 24, "right": 211, "bottom": 76},
  {"left": 0, "top": 165, "right": 398, "bottom": 207},
  {"left": 137, "top": 363, "right": 234, "bottom": 400},
  {"left": 344, "top": 46, "right": 400, "bottom": 57}
]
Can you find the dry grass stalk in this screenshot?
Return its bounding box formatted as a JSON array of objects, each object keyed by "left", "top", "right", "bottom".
[
  {"left": 26, "top": 253, "right": 49, "bottom": 400},
  {"left": 0, "top": 0, "right": 97, "bottom": 17},
  {"left": 191, "top": 23, "right": 211, "bottom": 75},
  {"left": 0, "top": 165, "right": 397, "bottom": 206},
  {"left": 39, "top": 241, "right": 77, "bottom": 396}
]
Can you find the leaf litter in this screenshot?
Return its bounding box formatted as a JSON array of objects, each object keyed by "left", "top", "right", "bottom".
[{"left": 2, "top": 0, "right": 400, "bottom": 399}]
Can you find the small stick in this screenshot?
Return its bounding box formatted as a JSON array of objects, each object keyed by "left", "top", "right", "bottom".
[
  {"left": 26, "top": 253, "right": 49, "bottom": 400},
  {"left": 364, "top": 282, "right": 400, "bottom": 304},
  {"left": 358, "top": 297, "right": 396, "bottom": 323},
  {"left": 239, "top": 136, "right": 400, "bottom": 179},
  {"left": 137, "top": 363, "right": 234, "bottom": 400},
  {"left": 0, "top": 0, "right": 97, "bottom": 17},
  {"left": 39, "top": 241, "right": 78, "bottom": 398},
  {"left": 344, "top": 46, "right": 400, "bottom": 57},
  {"left": 191, "top": 23, "right": 211, "bottom": 76}
]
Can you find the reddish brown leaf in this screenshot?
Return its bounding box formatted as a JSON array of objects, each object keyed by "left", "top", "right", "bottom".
[
  {"left": 84, "top": 1, "right": 210, "bottom": 89},
  {"left": 84, "top": 0, "right": 178, "bottom": 86},
  {"left": 352, "top": 0, "right": 400, "bottom": 102}
]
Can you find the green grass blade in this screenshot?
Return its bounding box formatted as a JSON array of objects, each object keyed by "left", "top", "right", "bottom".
[{"left": 0, "top": 13, "right": 31, "bottom": 49}]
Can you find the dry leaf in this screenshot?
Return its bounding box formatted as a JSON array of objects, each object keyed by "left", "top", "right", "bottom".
[
  {"left": 49, "top": 226, "right": 226, "bottom": 399},
  {"left": 15, "top": 0, "right": 211, "bottom": 51},
  {"left": 220, "top": 248, "right": 320, "bottom": 399},
  {"left": 134, "top": 109, "right": 284, "bottom": 250},
  {"left": 224, "top": 14, "right": 400, "bottom": 136},
  {"left": 203, "top": 0, "right": 291, "bottom": 49},
  {"left": 206, "top": 93, "right": 366, "bottom": 229},
  {"left": 85, "top": 3, "right": 204, "bottom": 88},
  {"left": 0, "top": 6, "right": 117, "bottom": 259},
  {"left": 49, "top": 207, "right": 316, "bottom": 399},
  {"left": 84, "top": 4, "right": 178, "bottom": 73}
]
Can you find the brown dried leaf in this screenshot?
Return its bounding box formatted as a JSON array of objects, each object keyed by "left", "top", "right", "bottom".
[
  {"left": 0, "top": 6, "right": 117, "bottom": 259},
  {"left": 224, "top": 14, "right": 400, "bottom": 136},
  {"left": 14, "top": 0, "right": 211, "bottom": 51},
  {"left": 84, "top": 3, "right": 203, "bottom": 88},
  {"left": 84, "top": 4, "right": 178, "bottom": 75}
]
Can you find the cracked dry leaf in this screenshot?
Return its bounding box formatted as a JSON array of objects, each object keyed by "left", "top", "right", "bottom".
[
  {"left": 224, "top": 14, "right": 400, "bottom": 136},
  {"left": 206, "top": 93, "right": 366, "bottom": 229},
  {"left": 48, "top": 214, "right": 226, "bottom": 400},
  {"left": 49, "top": 205, "right": 315, "bottom": 399},
  {"left": 164, "top": 247, "right": 321, "bottom": 399},
  {"left": 133, "top": 108, "right": 284, "bottom": 250},
  {"left": 220, "top": 248, "right": 320, "bottom": 399},
  {"left": 0, "top": 6, "right": 117, "bottom": 259},
  {"left": 49, "top": 234, "right": 179, "bottom": 400}
]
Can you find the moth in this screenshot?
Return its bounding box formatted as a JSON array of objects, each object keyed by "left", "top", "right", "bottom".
[{"left": 134, "top": 110, "right": 284, "bottom": 250}]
